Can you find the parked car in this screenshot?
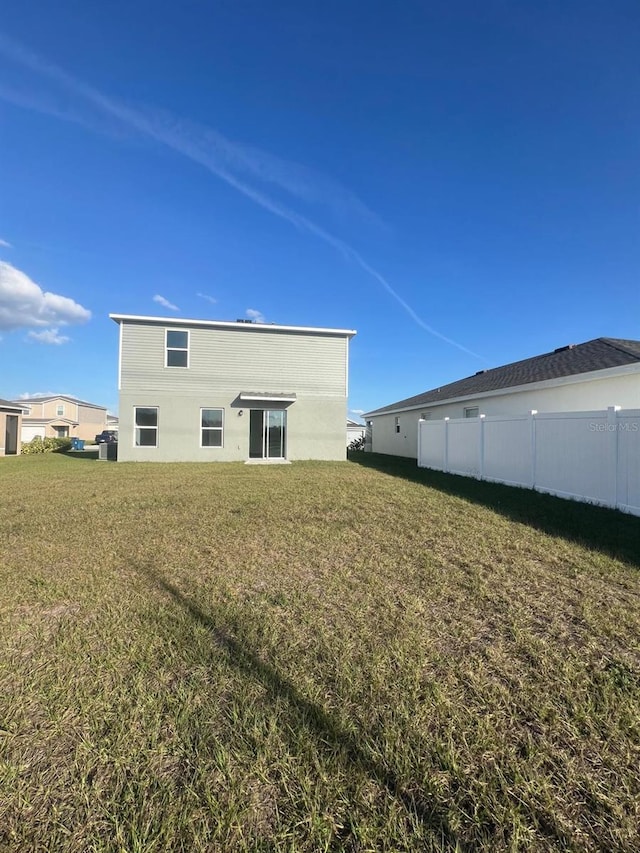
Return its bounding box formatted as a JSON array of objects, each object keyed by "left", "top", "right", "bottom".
[{"left": 95, "top": 430, "right": 118, "bottom": 444}]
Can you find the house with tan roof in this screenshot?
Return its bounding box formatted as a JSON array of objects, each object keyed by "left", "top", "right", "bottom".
[
  {"left": 364, "top": 338, "right": 640, "bottom": 459},
  {"left": 14, "top": 395, "right": 109, "bottom": 443}
]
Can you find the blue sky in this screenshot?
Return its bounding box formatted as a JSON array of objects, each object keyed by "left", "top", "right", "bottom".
[{"left": 1, "top": 1, "right": 638, "bottom": 418}]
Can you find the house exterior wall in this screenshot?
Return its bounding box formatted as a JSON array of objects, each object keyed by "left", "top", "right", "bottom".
[
  {"left": 369, "top": 367, "right": 640, "bottom": 459},
  {"left": 0, "top": 410, "right": 22, "bottom": 456},
  {"left": 116, "top": 319, "right": 351, "bottom": 462}
]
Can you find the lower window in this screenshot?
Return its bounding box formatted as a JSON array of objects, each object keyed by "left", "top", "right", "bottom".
[
  {"left": 135, "top": 407, "right": 158, "bottom": 446},
  {"left": 201, "top": 408, "right": 223, "bottom": 447}
]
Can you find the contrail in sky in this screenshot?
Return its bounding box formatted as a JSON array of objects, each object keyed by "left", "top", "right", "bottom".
[{"left": 0, "top": 33, "right": 482, "bottom": 359}]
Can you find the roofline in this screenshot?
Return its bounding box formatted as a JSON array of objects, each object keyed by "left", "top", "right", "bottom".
[
  {"left": 109, "top": 313, "right": 357, "bottom": 338},
  {"left": 15, "top": 395, "right": 106, "bottom": 409},
  {"left": 0, "top": 403, "right": 25, "bottom": 413},
  {"left": 363, "top": 361, "right": 640, "bottom": 418}
]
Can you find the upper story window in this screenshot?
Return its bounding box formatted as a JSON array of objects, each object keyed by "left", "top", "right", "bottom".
[
  {"left": 166, "top": 329, "right": 189, "bottom": 368},
  {"left": 56, "top": 404, "right": 65, "bottom": 416},
  {"left": 395, "top": 416, "right": 400, "bottom": 434},
  {"left": 464, "top": 406, "right": 480, "bottom": 418}
]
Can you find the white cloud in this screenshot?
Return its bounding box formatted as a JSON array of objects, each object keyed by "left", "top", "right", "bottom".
[
  {"left": 0, "top": 238, "right": 11, "bottom": 248},
  {"left": 197, "top": 292, "right": 217, "bottom": 305},
  {"left": 153, "top": 294, "right": 179, "bottom": 311},
  {"left": 19, "top": 390, "right": 66, "bottom": 399},
  {"left": 27, "top": 328, "right": 70, "bottom": 345},
  {"left": 0, "top": 261, "right": 91, "bottom": 332},
  {"left": 246, "top": 308, "right": 266, "bottom": 324},
  {"left": 350, "top": 409, "right": 365, "bottom": 416}
]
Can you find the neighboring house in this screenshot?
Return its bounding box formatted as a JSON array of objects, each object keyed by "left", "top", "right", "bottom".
[
  {"left": 14, "top": 395, "right": 109, "bottom": 443},
  {"left": 346, "top": 418, "right": 366, "bottom": 447},
  {"left": 106, "top": 413, "right": 119, "bottom": 429},
  {"left": 0, "top": 398, "right": 23, "bottom": 456},
  {"left": 364, "top": 338, "right": 640, "bottom": 459},
  {"left": 110, "top": 314, "right": 356, "bottom": 462}
]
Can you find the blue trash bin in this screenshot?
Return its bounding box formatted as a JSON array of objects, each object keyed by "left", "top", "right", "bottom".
[
  {"left": 71, "top": 437, "right": 80, "bottom": 450},
  {"left": 76, "top": 439, "right": 85, "bottom": 450}
]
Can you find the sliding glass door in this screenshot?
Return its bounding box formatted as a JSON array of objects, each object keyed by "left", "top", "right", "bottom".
[{"left": 249, "top": 410, "right": 286, "bottom": 459}]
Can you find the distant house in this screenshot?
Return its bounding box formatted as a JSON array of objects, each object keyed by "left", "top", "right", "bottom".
[
  {"left": 14, "top": 395, "right": 109, "bottom": 443},
  {"left": 364, "top": 338, "right": 640, "bottom": 459},
  {"left": 110, "top": 314, "right": 356, "bottom": 462},
  {"left": 0, "top": 398, "right": 23, "bottom": 456},
  {"left": 346, "top": 418, "right": 366, "bottom": 447}
]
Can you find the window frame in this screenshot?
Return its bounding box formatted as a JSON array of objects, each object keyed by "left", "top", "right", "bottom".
[
  {"left": 56, "top": 404, "right": 65, "bottom": 416},
  {"left": 200, "top": 407, "right": 224, "bottom": 449},
  {"left": 464, "top": 406, "right": 480, "bottom": 419},
  {"left": 134, "top": 406, "right": 159, "bottom": 448},
  {"left": 395, "top": 416, "right": 400, "bottom": 434},
  {"left": 165, "top": 329, "right": 190, "bottom": 369}
]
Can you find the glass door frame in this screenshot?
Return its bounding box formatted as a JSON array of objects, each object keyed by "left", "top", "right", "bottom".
[{"left": 249, "top": 409, "right": 287, "bottom": 460}]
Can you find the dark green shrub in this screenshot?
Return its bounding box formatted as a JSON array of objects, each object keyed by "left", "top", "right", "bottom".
[{"left": 21, "top": 436, "right": 73, "bottom": 455}]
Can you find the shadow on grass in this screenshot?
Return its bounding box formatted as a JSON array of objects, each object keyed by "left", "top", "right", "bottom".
[
  {"left": 61, "top": 449, "right": 101, "bottom": 461},
  {"left": 147, "top": 568, "right": 460, "bottom": 846},
  {"left": 349, "top": 452, "right": 640, "bottom": 569}
]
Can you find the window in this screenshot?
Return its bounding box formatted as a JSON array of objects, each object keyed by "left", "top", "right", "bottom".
[
  {"left": 201, "top": 408, "right": 223, "bottom": 447},
  {"left": 421, "top": 411, "right": 433, "bottom": 420},
  {"left": 464, "top": 407, "right": 480, "bottom": 418},
  {"left": 395, "top": 416, "right": 400, "bottom": 434},
  {"left": 166, "top": 329, "right": 189, "bottom": 367},
  {"left": 56, "top": 404, "right": 65, "bottom": 416},
  {"left": 135, "top": 407, "right": 158, "bottom": 446}
]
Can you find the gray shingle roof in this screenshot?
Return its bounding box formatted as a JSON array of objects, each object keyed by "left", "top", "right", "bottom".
[
  {"left": 365, "top": 338, "right": 640, "bottom": 416},
  {"left": 0, "top": 398, "right": 24, "bottom": 411},
  {"left": 13, "top": 395, "right": 106, "bottom": 410}
]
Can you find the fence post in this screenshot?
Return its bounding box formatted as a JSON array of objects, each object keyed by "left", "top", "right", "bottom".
[
  {"left": 608, "top": 406, "right": 621, "bottom": 509},
  {"left": 443, "top": 417, "right": 449, "bottom": 473},
  {"left": 417, "top": 418, "right": 424, "bottom": 467},
  {"left": 478, "top": 414, "right": 485, "bottom": 479},
  {"left": 529, "top": 410, "right": 537, "bottom": 488}
]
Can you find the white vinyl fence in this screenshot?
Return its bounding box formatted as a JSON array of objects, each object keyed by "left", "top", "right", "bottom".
[{"left": 418, "top": 407, "right": 640, "bottom": 516}]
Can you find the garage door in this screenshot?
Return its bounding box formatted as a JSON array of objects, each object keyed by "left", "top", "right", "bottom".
[{"left": 22, "top": 425, "right": 46, "bottom": 442}]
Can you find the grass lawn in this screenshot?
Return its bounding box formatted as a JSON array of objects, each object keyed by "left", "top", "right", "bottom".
[{"left": 1, "top": 451, "right": 639, "bottom": 852}]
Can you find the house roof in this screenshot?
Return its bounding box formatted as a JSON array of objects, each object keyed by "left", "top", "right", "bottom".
[
  {"left": 365, "top": 338, "right": 640, "bottom": 417},
  {"left": 110, "top": 313, "right": 357, "bottom": 338},
  {"left": 0, "top": 398, "right": 24, "bottom": 412},
  {"left": 14, "top": 394, "right": 107, "bottom": 410}
]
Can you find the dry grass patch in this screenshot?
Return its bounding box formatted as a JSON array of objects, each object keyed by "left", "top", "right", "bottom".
[{"left": 1, "top": 452, "right": 639, "bottom": 852}]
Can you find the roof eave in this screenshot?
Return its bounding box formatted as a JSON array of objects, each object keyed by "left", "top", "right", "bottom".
[
  {"left": 109, "top": 313, "right": 357, "bottom": 338},
  {"left": 364, "top": 361, "right": 640, "bottom": 418}
]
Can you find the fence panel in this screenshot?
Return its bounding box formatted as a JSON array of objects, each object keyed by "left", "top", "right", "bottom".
[
  {"left": 417, "top": 408, "right": 640, "bottom": 516},
  {"left": 419, "top": 420, "right": 447, "bottom": 470},
  {"left": 483, "top": 416, "right": 531, "bottom": 486},
  {"left": 534, "top": 412, "right": 613, "bottom": 504},
  {"left": 447, "top": 419, "right": 481, "bottom": 477},
  {"left": 616, "top": 410, "right": 640, "bottom": 514}
]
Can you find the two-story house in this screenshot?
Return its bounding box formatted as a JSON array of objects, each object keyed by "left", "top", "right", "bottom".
[
  {"left": 110, "top": 314, "right": 356, "bottom": 462},
  {"left": 16, "top": 395, "right": 109, "bottom": 443}
]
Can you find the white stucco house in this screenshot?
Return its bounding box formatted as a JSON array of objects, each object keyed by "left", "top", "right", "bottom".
[
  {"left": 111, "top": 314, "right": 356, "bottom": 463},
  {"left": 346, "top": 418, "right": 366, "bottom": 447},
  {"left": 364, "top": 338, "right": 640, "bottom": 460}
]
